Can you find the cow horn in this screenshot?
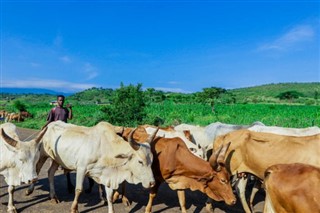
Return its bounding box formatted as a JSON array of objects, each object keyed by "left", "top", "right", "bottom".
[
  {"left": 209, "top": 144, "right": 223, "bottom": 170},
  {"left": 114, "top": 126, "right": 124, "bottom": 135},
  {"left": 1, "top": 128, "right": 18, "bottom": 147},
  {"left": 35, "top": 127, "right": 48, "bottom": 143},
  {"left": 211, "top": 142, "right": 231, "bottom": 172},
  {"left": 146, "top": 127, "right": 159, "bottom": 144},
  {"left": 128, "top": 128, "right": 140, "bottom": 151},
  {"left": 217, "top": 141, "right": 231, "bottom": 164}
]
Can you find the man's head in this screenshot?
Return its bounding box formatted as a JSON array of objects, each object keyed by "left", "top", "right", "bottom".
[{"left": 56, "top": 95, "right": 65, "bottom": 107}]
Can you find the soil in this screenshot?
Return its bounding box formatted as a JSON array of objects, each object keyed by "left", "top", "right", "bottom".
[{"left": 0, "top": 127, "right": 265, "bottom": 213}]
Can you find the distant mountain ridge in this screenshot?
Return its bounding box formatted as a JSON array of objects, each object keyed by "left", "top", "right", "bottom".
[{"left": 0, "top": 88, "right": 73, "bottom": 96}]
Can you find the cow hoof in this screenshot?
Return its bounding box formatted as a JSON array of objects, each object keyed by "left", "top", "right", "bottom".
[
  {"left": 122, "top": 198, "right": 131, "bottom": 206},
  {"left": 100, "top": 199, "right": 107, "bottom": 205},
  {"left": 205, "top": 202, "right": 214, "bottom": 213},
  {"left": 25, "top": 189, "right": 33, "bottom": 196},
  {"left": 50, "top": 197, "right": 61, "bottom": 204},
  {"left": 7, "top": 207, "right": 17, "bottom": 213}
]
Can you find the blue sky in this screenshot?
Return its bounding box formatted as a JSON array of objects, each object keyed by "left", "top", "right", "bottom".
[{"left": 1, "top": 0, "right": 319, "bottom": 93}]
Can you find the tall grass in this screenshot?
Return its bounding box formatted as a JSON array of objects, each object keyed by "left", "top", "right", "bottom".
[
  {"left": 144, "top": 102, "right": 319, "bottom": 128},
  {"left": 12, "top": 102, "right": 319, "bottom": 129}
]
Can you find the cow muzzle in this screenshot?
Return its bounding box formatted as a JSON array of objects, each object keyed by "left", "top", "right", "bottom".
[{"left": 226, "top": 197, "right": 237, "bottom": 206}]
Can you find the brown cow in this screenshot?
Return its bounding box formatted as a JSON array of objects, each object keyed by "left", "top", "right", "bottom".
[
  {"left": 145, "top": 137, "right": 236, "bottom": 213},
  {"left": 263, "top": 163, "right": 320, "bottom": 213},
  {"left": 211, "top": 129, "right": 320, "bottom": 212},
  {"left": 213, "top": 130, "right": 320, "bottom": 179},
  {"left": 112, "top": 126, "right": 236, "bottom": 212},
  {"left": 7, "top": 113, "right": 24, "bottom": 122}
]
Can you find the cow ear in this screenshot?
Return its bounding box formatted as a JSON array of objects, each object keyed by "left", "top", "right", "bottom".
[{"left": 1, "top": 128, "right": 19, "bottom": 151}]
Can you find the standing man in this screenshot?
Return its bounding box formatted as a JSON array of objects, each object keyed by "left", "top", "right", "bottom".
[
  {"left": 42, "top": 95, "right": 72, "bottom": 129},
  {"left": 42, "top": 94, "right": 77, "bottom": 193}
]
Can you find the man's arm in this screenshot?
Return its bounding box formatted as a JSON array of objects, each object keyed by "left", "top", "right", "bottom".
[
  {"left": 42, "top": 109, "right": 54, "bottom": 130},
  {"left": 66, "top": 104, "right": 73, "bottom": 120}
]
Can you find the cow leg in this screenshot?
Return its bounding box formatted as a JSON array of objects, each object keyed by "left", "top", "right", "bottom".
[
  {"left": 112, "top": 182, "right": 130, "bottom": 206},
  {"left": 104, "top": 186, "right": 115, "bottom": 213},
  {"left": 249, "top": 178, "right": 262, "bottom": 211},
  {"left": 177, "top": 190, "right": 187, "bottom": 213},
  {"left": 7, "top": 185, "right": 17, "bottom": 213},
  {"left": 112, "top": 188, "right": 120, "bottom": 203},
  {"left": 120, "top": 181, "right": 130, "bottom": 206},
  {"left": 48, "top": 160, "right": 60, "bottom": 203},
  {"left": 205, "top": 198, "right": 214, "bottom": 213},
  {"left": 99, "top": 184, "right": 107, "bottom": 204},
  {"left": 145, "top": 182, "right": 160, "bottom": 213},
  {"left": 26, "top": 155, "right": 48, "bottom": 196},
  {"left": 237, "top": 176, "right": 252, "bottom": 213},
  {"left": 263, "top": 192, "right": 274, "bottom": 213},
  {"left": 71, "top": 168, "right": 86, "bottom": 213},
  {"left": 71, "top": 189, "right": 82, "bottom": 213}
]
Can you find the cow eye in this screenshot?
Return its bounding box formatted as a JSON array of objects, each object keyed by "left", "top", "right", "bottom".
[
  {"left": 220, "top": 178, "right": 227, "bottom": 184},
  {"left": 138, "top": 160, "right": 143, "bottom": 165}
]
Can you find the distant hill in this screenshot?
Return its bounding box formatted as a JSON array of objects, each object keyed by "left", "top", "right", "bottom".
[
  {"left": 1, "top": 82, "right": 318, "bottom": 104},
  {"left": 230, "top": 82, "right": 319, "bottom": 100},
  {"left": 0, "top": 88, "right": 73, "bottom": 96}
]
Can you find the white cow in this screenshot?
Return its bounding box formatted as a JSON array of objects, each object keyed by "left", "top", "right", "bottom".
[
  {"left": 28, "top": 121, "right": 157, "bottom": 213},
  {"left": 174, "top": 121, "right": 264, "bottom": 159},
  {"left": 0, "top": 123, "right": 47, "bottom": 213},
  {"left": 143, "top": 125, "right": 206, "bottom": 160}
]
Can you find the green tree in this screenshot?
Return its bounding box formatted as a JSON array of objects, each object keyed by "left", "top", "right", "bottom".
[
  {"left": 103, "top": 83, "right": 146, "bottom": 126},
  {"left": 314, "top": 91, "right": 319, "bottom": 100},
  {"left": 195, "top": 87, "right": 227, "bottom": 112},
  {"left": 13, "top": 100, "right": 27, "bottom": 112},
  {"left": 276, "top": 91, "right": 303, "bottom": 102}
]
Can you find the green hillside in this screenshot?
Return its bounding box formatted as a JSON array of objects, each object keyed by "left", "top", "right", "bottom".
[{"left": 230, "top": 82, "right": 319, "bottom": 104}]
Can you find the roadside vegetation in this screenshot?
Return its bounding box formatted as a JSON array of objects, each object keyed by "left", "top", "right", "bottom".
[{"left": 1, "top": 82, "right": 319, "bottom": 130}]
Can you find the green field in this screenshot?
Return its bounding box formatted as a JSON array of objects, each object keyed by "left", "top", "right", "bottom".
[
  {"left": 9, "top": 102, "right": 319, "bottom": 130},
  {"left": 1, "top": 82, "right": 319, "bottom": 129}
]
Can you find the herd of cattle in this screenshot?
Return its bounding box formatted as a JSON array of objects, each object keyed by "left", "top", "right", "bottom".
[
  {"left": 0, "top": 120, "right": 319, "bottom": 213},
  {"left": 0, "top": 110, "right": 32, "bottom": 123}
]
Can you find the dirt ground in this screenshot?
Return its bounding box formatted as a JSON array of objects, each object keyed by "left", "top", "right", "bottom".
[{"left": 0, "top": 127, "right": 265, "bottom": 213}]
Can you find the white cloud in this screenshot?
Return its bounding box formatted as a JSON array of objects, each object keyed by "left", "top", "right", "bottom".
[
  {"left": 60, "top": 56, "right": 71, "bottom": 63},
  {"left": 83, "top": 63, "right": 99, "bottom": 80},
  {"left": 2, "top": 78, "right": 98, "bottom": 92},
  {"left": 154, "top": 87, "right": 192, "bottom": 93},
  {"left": 167, "top": 81, "right": 180, "bottom": 85},
  {"left": 259, "top": 24, "right": 315, "bottom": 51}
]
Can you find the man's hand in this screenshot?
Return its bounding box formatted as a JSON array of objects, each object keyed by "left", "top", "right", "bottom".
[{"left": 66, "top": 103, "right": 72, "bottom": 109}]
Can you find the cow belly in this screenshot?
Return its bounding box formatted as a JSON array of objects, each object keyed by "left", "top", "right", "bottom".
[{"left": 43, "top": 137, "right": 97, "bottom": 170}]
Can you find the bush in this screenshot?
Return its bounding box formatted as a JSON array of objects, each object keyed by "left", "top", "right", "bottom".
[{"left": 103, "top": 83, "right": 146, "bottom": 126}]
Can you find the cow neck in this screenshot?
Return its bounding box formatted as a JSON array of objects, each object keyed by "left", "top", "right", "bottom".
[{"left": 156, "top": 138, "right": 214, "bottom": 181}]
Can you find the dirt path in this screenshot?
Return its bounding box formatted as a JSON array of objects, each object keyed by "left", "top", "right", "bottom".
[{"left": 0, "top": 127, "right": 265, "bottom": 213}]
